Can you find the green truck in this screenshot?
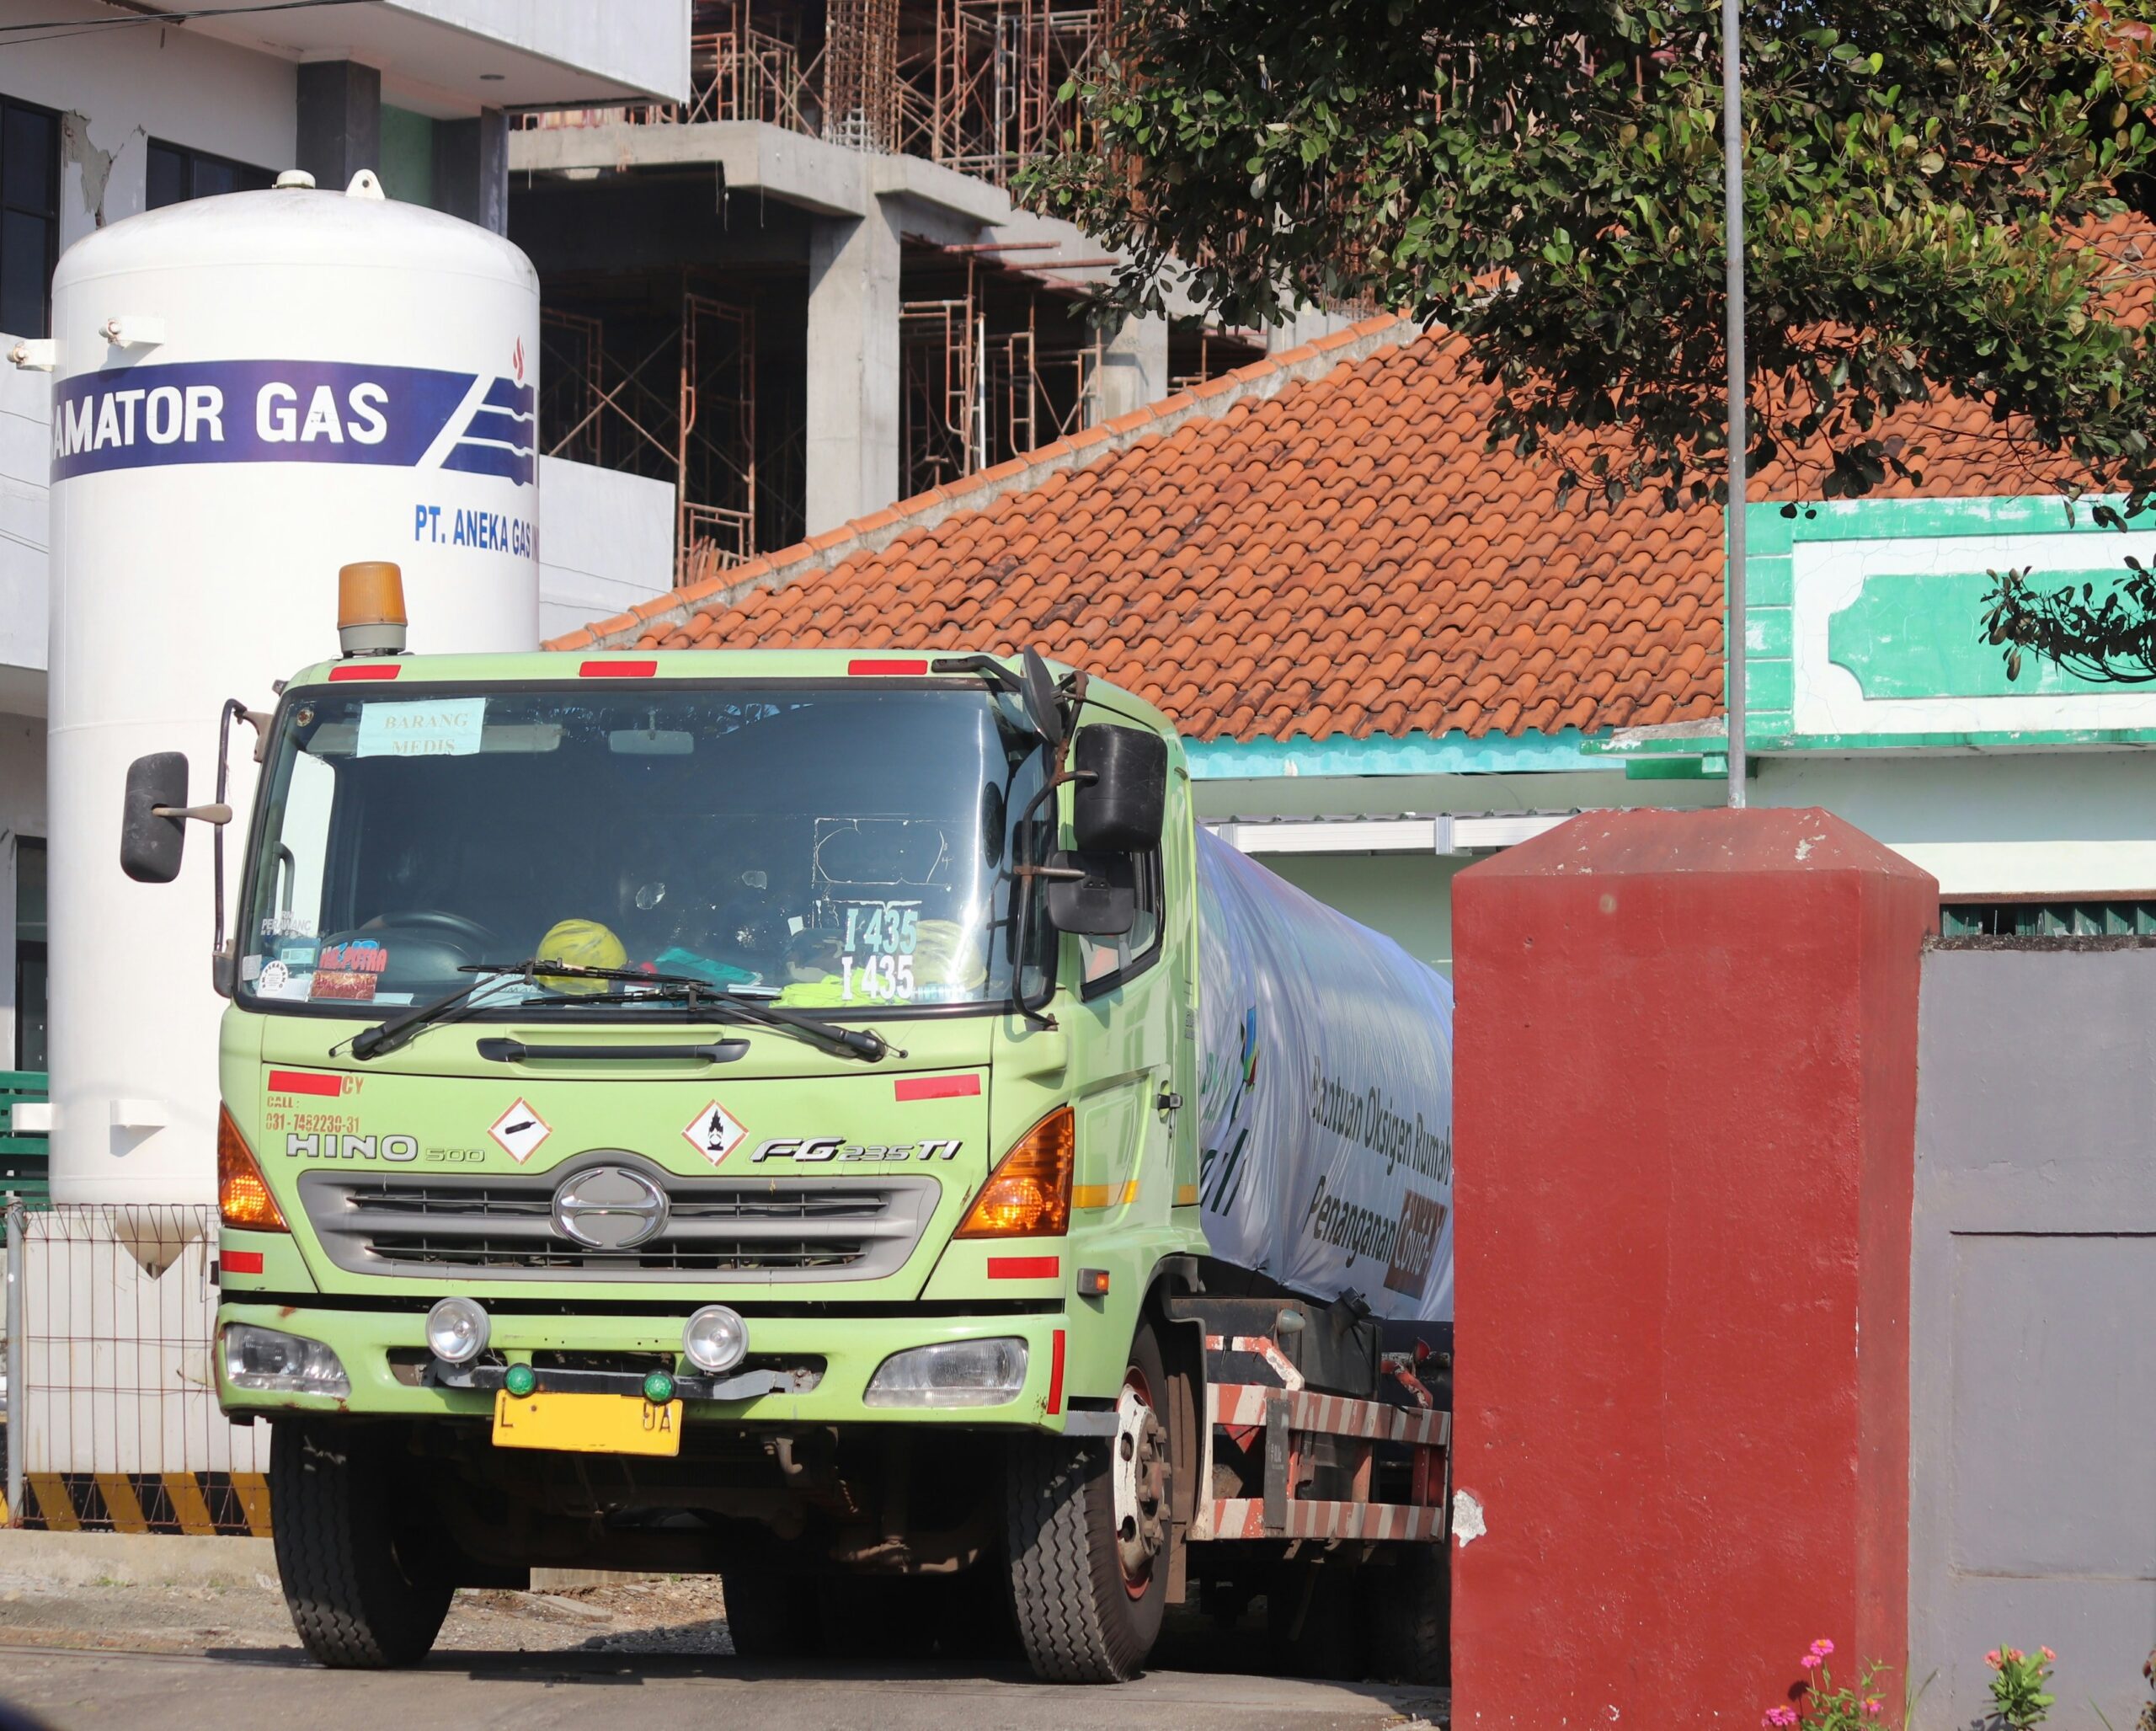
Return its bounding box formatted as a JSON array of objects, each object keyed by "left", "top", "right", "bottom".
[{"left": 120, "top": 584, "right": 1457, "bottom": 1684}]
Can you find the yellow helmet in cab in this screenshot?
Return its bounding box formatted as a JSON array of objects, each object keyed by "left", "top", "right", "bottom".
[{"left": 536, "top": 918, "right": 627, "bottom": 994}]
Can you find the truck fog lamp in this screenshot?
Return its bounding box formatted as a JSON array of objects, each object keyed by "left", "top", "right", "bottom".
[
  {"left": 425, "top": 1296, "right": 490, "bottom": 1365},
  {"left": 682, "top": 1304, "right": 748, "bottom": 1374},
  {"left": 221, "top": 1322, "right": 350, "bottom": 1397},
  {"left": 864, "top": 1338, "right": 1028, "bottom": 1408}
]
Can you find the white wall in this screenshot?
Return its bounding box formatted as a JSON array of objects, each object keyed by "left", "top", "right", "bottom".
[
  {"left": 1193, "top": 747, "right": 2156, "bottom": 970},
  {"left": 395, "top": 2, "right": 691, "bottom": 105},
  {"left": 0, "top": 6, "right": 299, "bottom": 249},
  {"left": 0, "top": 367, "right": 49, "bottom": 691},
  {"left": 537, "top": 455, "right": 675, "bottom": 639},
  {"left": 1755, "top": 751, "right": 2156, "bottom": 898},
  {"left": 0, "top": 713, "right": 51, "bottom": 1066}
]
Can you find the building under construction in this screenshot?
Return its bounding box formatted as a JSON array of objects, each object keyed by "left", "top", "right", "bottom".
[{"left": 508, "top": 1, "right": 1325, "bottom": 591}]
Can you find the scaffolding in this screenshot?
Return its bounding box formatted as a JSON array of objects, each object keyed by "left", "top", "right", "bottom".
[
  {"left": 539, "top": 287, "right": 761, "bottom": 584},
  {"left": 912, "top": 0, "right": 1108, "bottom": 185},
  {"left": 515, "top": 0, "right": 1109, "bottom": 186},
  {"left": 899, "top": 256, "right": 1101, "bottom": 497}
]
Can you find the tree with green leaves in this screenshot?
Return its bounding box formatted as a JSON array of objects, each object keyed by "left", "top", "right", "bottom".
[{"left": 1024, "top": 0, "right": 2156, "bottom": 683}]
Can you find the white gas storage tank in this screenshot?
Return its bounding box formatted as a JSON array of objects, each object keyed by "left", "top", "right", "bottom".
[
  {"left": 44, "top": 171, "right": 540, "bottom": 1205},
  {"left": 1193, "top": 825, "right": 1456, "bottom": 1322}
]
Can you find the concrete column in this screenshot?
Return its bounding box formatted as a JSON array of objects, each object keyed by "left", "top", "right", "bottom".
[
  {"left": 435, "top": 109, "right": 509, "bottom": 235},
  {"left": 1093, "top": 312, "right": 1170, "bottom": 424},
  {"left": 805, "top": 198, "right": 902, "bottom": 534},
  {"left": 1450, "top": 807, "right": 1937, "bottom": 1724},
  {"left": 296, "top": 61, "right": 382, "bottom": 190}
]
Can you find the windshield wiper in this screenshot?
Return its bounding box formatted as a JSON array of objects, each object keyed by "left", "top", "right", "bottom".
[
  {"left": 502, "top": 964, "right": 904, "bottom": 1063},
  {"left": 345, "top": 961, "right": 562, "bottom": 1061}
]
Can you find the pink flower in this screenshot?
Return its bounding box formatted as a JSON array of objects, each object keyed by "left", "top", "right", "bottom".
[
  {"left": 1800, "top": 1654, "right": 1821, "bottom": 1670},
  {"left": 2005, "top": 1648, "right": 2025, "bottom": 1664},
  {"left": 1864, "top": 1701, "right": 1883, "bottom": 1718},
  {"left": 2041, "top": 1647, "right": 2057, "bottom": 1663},
  {"left": 1985, "top": 1649, "right": 2003, "bottom": 1669},
  {"left": 1810, "top": 1638, "right": 1836, "bottom": 1658},
  {"left": 1762, "top": 1709, "right": 1800, "bottom": 1728}
]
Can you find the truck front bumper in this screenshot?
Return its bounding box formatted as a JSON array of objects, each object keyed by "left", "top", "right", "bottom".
[{"left": 214, "top": 1301, "right": 1077, "bottom": 1431}]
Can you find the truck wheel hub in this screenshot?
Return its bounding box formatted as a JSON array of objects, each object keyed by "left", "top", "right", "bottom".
[{"left": 1111, "top": 1376, "right": 1168, "bottom": 1593}]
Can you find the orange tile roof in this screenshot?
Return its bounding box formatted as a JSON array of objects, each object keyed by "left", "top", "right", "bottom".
[{"left": 559, "top": 231, "right": 2150, "bottom": 744}]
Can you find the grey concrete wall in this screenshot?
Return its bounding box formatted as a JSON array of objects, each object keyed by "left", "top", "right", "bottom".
[
  {"left": 804, "top": 200, "right": 902, "bottom": 535},
  {"left": 1910, "top": 942, "right": 2156, "bottom": 1728}
]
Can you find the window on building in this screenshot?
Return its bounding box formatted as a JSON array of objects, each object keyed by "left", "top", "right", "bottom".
[
  {"left": 146, "top": 140, "right": 274, "bottom": 211},
  {"left": 1941, "top": 898, "right": 2156, "bottom": 938},
  {"left": 0, "top": 98, "right": 59, "bottom": 339},
  {"left": 15, "top": 836, "right": 45, "bottom": 1073}
]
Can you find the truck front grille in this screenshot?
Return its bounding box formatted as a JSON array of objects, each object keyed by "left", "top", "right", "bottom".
[{"left": 296, "top": 1162, "right": 940, "bottom": 1283}]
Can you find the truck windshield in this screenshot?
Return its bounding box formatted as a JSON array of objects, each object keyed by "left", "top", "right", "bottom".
[{"left": 237, "top": 681, "right": 1049, "bottom": 1017}]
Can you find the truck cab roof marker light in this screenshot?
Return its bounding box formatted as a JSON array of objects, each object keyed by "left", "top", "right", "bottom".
[
  {"left": 579, "top": 660, "right": 658, "bottom": 677},
  {"left": 328, "top": 662, "right": 399, "bottom": 682},
  {"left": 849, "top": 658, "right": 930, "bottom": 675}
]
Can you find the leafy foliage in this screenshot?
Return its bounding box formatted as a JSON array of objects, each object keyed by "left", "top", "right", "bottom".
[
  {"left": 1981, "top": 545, "right": 2156, "bottom": 684},
  {"left": 1023, "top": 0, "right": 2156, "bottom": 673},
  {"left": 1027, "top": 0, "right": 2156, "bottom": 505},
  {"left": 1982, "top": 1645, "right": 2056, "bottom": 1728}
]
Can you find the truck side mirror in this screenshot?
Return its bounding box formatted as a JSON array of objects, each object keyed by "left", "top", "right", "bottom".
[
  {"left": 1044, "top": 849, "right": 1138, "bottom": 938},
  {"left": 1073, "top": 725, "right": 1167, "bottom": 852},
  {"left": 120, "top": 752, "right": 192, "bottom": 883}
]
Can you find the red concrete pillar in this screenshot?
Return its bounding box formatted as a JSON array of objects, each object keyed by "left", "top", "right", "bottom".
[{"left": 1450, "top": 808, "right": 1936, "bottom": 1724}]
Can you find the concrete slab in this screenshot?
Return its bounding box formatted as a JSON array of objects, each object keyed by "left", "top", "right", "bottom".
[{"left": 0, "top": 1645, "right": 1446, "bottom": 1731}]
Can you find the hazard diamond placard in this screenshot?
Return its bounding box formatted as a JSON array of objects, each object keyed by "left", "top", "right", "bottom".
[
  {"left": 682, "top": 1100, "right": 747, "bottom": 1166},
  {"left": 489, "top": 1098, "right": 552, "bottom": 1164}
]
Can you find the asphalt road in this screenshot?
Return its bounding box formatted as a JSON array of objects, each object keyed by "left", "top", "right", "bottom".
[{"left": 0, "top": 1644, "right": 1444, "bottom": 1731}]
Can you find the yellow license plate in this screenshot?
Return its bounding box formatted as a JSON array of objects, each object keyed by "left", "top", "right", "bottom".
[{"left": 491, "top": 1389, "right": 683, "bottom": 1457}]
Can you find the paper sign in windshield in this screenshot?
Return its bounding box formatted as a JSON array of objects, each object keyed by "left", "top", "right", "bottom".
[{"left": 356, "top": 697, "right": 486, "bottom": 758}]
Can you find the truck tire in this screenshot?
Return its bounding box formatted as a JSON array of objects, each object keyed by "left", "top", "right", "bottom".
[
  {"left": 720, "top": 1570, "right": 823, "bottom": 1661},
  {"left": 1006, "top": 1323, "right": 1171, "bottom": 1683},
  {"left": 270, "top": 1422, "right": 453, "bottom": 1669},
  {"left": 1364, "top": 1545, "right": 1450, "bottom": 1685}
]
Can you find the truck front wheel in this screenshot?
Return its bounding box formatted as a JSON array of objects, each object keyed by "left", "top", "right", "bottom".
[
  {"left": 1005, "top": 1323, "right": 1171, "bottom": 1683},
  {"left": 270, "top": 1422, "right": 453, "bottom": 1669}
]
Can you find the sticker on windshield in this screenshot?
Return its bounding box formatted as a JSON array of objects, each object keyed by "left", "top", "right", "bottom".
[
  {"left": 311, "top": 969, "right": 376, "bottom": 1002},
  {"left": 839, "top": 900, "right": 920, "bottom": 1003},
  {"left": 682, "top": 1100, "right": 748, "bottom": 1167},
  {"left": 489, "top": 1098, "right": 552, "bottom": 1163},
  {"left": 355, "top": 696, "right": 486, "bottom": 759}
]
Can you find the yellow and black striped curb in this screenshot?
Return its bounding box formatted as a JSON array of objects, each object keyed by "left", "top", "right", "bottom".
[{"left": 10, "top": 1471, "right": 270, "bottom": 1536}]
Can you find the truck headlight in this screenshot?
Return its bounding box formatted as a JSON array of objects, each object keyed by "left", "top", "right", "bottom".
[
  {"left": 221, "top": 1322, "right": 350, "bottom": 1397},
  {"left": 425, "top": 1296, "right": 490, "bottom": 1365},
  {"left": 864, "top": 1338, "right": 1028, "bottom": 1408}
]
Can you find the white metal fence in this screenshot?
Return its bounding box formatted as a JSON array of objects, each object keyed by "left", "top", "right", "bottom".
[{"left": 6, "top": 1202, "right": 268, "bottom": 1534}]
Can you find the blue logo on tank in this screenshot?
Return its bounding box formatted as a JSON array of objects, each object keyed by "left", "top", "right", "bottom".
[{"left": 50, "top": 360, "right": 536, "bottom": 487}]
